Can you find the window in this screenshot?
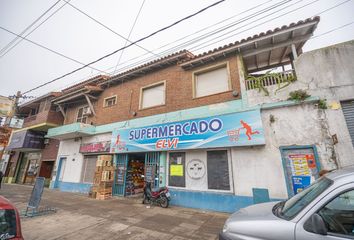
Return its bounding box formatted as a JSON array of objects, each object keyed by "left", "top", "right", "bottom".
[
  {"left": 169, "top": 152, "right": 186, "bottom": 187},
  {"left": 207, "top": 150, "right": 230, "bottom": 190},
  {"left": 77, "top": 106, "right": 89, "bottom": 123},
  {"left": 194, "top": 64, "right": 230, "bottom": 98},
  {"left": 104, "top": 96, "right": 117, "bottom": 107},
  {"left": 277, "top": 177, "right": 333, "bottom": 220},
  {"left": 140, "top": 82, "right": 165, "bottom": 109},
  {"left": 319, "top": 189, "right": 354, "bottom": 237},
  {"left": 81, "top": 156, "right": 97, "bottom": 183},
  {"left": 0, "top": 209, "right": 17, "bottom": 238},
  {"left": 30, "top": 106, "right": 39, "bottom": 116}
]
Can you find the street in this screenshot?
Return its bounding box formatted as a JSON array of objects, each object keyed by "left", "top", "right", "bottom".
[{"left": 1, "top": 184, "right": 229, "bottom": 240}]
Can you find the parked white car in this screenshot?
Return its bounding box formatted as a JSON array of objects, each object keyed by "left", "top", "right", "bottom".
[{"left": 220, "top": 166, "right": 354, "bottom": 240}]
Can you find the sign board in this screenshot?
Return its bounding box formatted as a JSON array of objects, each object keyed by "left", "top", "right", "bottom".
[
  {"left": 7, "top": 130, "right": 45, "bottom": 150},
  {"left": 28, "top": 177, "right": 45, "bottom": 208},
  {"left": 116, "top": 167, "right": 125, "bottom": 184},
  {"left": 0, "top": 96, "right": 14, "bottom": 117},
  {"left": 170, "top": 165, "right": 184, "bottom": 177},
  {"left": 80, "top": 141, "right": 111, "bottom": 153},
  {"left": 145, "top": 165, "right": 155, "bottom": 182},
  {"left": 111, "top": 110, "right": 264, "bottom": 153},
  {"left": 7, "top": 117, "right": 24, "bottom": 129},
  {"left": 292, "top": 176, "right": 311, "bottom": 194}
]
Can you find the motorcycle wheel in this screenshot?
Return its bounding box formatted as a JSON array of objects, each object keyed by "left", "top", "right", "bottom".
[{"left": 159, "top": 196, "right": 169, "bottom": 208}]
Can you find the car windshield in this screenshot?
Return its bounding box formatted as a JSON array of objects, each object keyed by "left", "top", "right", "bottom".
[
  {"left": 0, "top": 209, "right": 17, "bottom": 239},
  {"left": 278, "top": 177, "right": 333, "bottom": 220}
]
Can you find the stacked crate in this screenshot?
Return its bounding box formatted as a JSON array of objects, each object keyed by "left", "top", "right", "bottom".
[{"left": 92, "top": 155, "right": 115, "bottom": 200}]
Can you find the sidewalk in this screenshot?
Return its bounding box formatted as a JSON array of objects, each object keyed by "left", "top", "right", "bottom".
[{"left": 1, "top": 184, "right": 229, "bottom": 240}]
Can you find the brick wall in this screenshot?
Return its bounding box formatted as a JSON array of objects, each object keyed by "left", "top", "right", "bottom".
[
  {"left": 23, "top": 109, "right": 64, "bottom": 128},
  {"left": 41, "top": 138, "right": 60, "bottom": 161},
  {"left": 64, "top": 55, "right": 241, "bottom": 126}
]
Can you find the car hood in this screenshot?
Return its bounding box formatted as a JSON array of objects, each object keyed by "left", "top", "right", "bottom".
[
  {"left": 224, "top": 201, "right": 296, "bottom": 240},
  {"left": 228, "top": 201, "right": 279, "bottom": 222}
]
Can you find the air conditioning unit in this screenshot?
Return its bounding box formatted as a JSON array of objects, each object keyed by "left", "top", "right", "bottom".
[{"left": 82, "top": 107, "right": 92, "bottom": 116}]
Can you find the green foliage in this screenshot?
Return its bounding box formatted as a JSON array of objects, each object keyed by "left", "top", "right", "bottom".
[
  {"left": 246, "top": 70, "right": 297, "bottom": 96},
  {"left": 318, "top": 99, "right": 327, "bottom": 109},
  {"left": 288, "top": 90, "right": 310, "bottom": 101}
]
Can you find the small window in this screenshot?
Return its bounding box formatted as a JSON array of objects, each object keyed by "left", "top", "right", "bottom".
[
  {"left": 194, "top": 64, "right": 230, "bottom": 98},
  {"left": 81, "top": 156, "right": 97, "bottom": 183},
  {"left": 318, "top": 189, "right": 354, "bottom": 237},
  {"left": 76, "top": 106, "right": 89, "bottom": 123},
  {"left": 207, "top": 150, "right": 230, "bottom": 190},
  {"left": 140, "top": 82, "right": 165, "bottom": 109},
  {"left": 30, "top": 106, "right": 39, "bottom": 116},
  {"left": 104, "top": 96, "right": 117, "bottom": 107},
  {"left": 169, "top": 152, "right": 186, "bottom": 187}
]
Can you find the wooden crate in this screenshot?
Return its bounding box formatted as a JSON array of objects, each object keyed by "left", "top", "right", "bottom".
[{"left": 96, "top": 192, "right": 112, "bottom": 200}]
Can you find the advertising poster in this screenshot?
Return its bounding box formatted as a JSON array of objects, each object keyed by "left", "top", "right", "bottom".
[
  {"left": 111, "top": 110, "right": 265, "bottom": 153},
  {"left": 292, "top": 176, "right": 311, "bottom": 194}
]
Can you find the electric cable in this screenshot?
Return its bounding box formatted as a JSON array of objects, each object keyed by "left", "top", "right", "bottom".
[
  {"left": 21, "top": 0, "right": 225, "bottom": 95},
  {"left": 0, "top": 0, "right": 61, "bottom": 55},
  {"left": 114, "top": 0, "right": 146, "bottom": 73},
  {"left": 311, "top": 21, "right": 354, "bottom": 39},
  {"left": 62, "top": 0, "right": 160, "bottom": 58},
  {"left": 0, "top": 26, "right": 108, "bottom": 74}
]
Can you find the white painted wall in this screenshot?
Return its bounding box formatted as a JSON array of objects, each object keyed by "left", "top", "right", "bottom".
[
  {"left": 232, "top": 103, "right": 337, "bottom": 199},
  {"left": 52, "top": 133, "right": 112, "bottom": 183},
  {"left": 244, "top": 41, "right": 354, "bottom": 169}
]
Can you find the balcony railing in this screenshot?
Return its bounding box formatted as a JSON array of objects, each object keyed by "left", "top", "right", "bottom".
[
  {"left": 245, "top": 69, "right": 296, "bottom": 90},
  {"left": 23, "top": 111, "right": 64, "bottom": 128}
]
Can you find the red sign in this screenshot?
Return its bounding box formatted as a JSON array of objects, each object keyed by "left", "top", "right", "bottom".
[
  {"left": 80, "top": 141, "right": 110, "bottom": 153},
  {"left": 306, "top": 154, "right": 316, "bottom": 169}
]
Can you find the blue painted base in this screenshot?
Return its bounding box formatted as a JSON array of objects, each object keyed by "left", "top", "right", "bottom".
[
  {"left": 169, "top": 189, "right": 279, "bottom": 213},
  {"left": 51, "top": 181, "right": 92, "bottom": 194}
]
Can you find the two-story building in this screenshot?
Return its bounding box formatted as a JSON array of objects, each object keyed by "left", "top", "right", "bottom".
[
  {"left": 5, "top": 92, "right": 64, "bottom": 186},
  {"left": 46, "top": 17, "right": 353, "bottom": 213}
]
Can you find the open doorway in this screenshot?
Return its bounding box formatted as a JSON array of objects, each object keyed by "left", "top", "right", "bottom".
[{"left": 125, "top": 153, "right": 145, "bottom": 196}]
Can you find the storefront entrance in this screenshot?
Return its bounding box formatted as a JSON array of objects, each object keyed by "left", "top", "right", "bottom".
[{"left": 113, "top": 152, "right": 160, "bottom": 197}]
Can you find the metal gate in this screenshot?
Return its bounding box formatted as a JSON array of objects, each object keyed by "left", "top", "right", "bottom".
[
  {"left": 113, "top": 154, "right": 128, "bottom": 196},
  {"left": 342, "top": 100, "right": 354, "bottom": 147},
  {"left": 145, "top": 152, "right": 160, "bottom": 188}
]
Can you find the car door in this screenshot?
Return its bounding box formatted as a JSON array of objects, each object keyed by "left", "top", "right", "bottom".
[{"left": 295, "top": 183, "right": 354, "bottom": 240}]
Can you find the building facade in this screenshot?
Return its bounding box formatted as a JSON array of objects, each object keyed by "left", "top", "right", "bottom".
[
  {"left": 5, "top": 92, "right": 63, "bottom": 186},
  {"left": 46, "top": 17, "right": 353, "bottom": 212}
]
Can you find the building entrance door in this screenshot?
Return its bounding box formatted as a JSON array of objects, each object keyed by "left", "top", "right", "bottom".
[{"left": 15, "top": 153, "right": 27, "bottom": 184}]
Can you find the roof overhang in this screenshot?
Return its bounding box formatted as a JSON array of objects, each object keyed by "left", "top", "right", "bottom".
[
  {"left": 180, "top": 17, "right": 320, "bottom": 72},
  {"left": 52, "top": 85, "right": 103, "bottom": 105},
  {"left": 46, "top": 122, "right": 95, "bottom": 140}
]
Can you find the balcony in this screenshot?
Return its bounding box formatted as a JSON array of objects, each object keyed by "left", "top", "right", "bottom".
[
  {"left": 23, "top": 110, "right": 64, "bottom": 130},
  {"left": 245, "top": 70, "right": 296, "bottom": 91}
]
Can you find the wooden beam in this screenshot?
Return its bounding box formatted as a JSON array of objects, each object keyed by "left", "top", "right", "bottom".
[
  {"left": 57, "top": 104, "right": 66, "bottom": 118},
  {"left": 84, "top": 94, "right": 96, "bottom": 116},
  {"left": 242, "top": 34, "right": 312, "bottom": 58},
  {"left": 85, "top": 94, "right": 98, "bottom": 100}
]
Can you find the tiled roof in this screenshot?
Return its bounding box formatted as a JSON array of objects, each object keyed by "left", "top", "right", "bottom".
[{"left": 180, "top": 16, "right": 320, "bottom": 64}]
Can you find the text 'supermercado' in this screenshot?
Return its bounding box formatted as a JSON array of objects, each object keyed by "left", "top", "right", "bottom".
[{"left": 110, "top": 109, "right": 265, "bottom": 153}]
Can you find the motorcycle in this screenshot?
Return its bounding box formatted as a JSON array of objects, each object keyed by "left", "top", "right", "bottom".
[{"left": 142, "top": 180, "right": 171, "bottom": 208}]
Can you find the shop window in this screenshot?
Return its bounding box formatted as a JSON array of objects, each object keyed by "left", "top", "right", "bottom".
[
  {"left": 193, "top": 63, "right": 230, "bottom": 98},
  {"left": 207, "top": 150, "right": 230, "bottom": 190},
  {"left": 76, "top": 106, "right": 89, "bottom": 123},
  {"left": 81, "top": 156, "right": 97, "bottom": 183},
  {"left": 104, "top": 96, "right": 117, "bottom": 107},
  {"left": 169, "top": 152, "right": 186, "bottom": 187},
  {"left": 318, "top": 189, "right": 354, "bottom": 237},
  {"left": 140, "top": 81, "right": 165, "bottom": 109}
]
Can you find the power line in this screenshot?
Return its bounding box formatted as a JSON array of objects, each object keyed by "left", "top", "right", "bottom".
[
  {"left": 0, "top": 0, "right": 71, "bottom": 58},
  {"left": 311, "top": 21, "right": 354, "bottom": 39},
  {"left": 108, "top": 0, "right": 290, "bottom": 75},
  {"left": 114, "top": 0, "right": 146, "bottom": 73},
  {"left": 0, "top": 26, "right": 108, "bottom": 74},
  {"left": 62, "top": 0, "right": 160, "bottom": 58},
  {"left": 22, "top": 0, "right": 225, "bottom": 95},
  {"left": 0, "top": 0, "right": 61, "bottom": 56}
]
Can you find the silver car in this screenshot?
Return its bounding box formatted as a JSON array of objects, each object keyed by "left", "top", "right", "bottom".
[{"left": 220, "top": 166, "right": 354, "bottom": 240}]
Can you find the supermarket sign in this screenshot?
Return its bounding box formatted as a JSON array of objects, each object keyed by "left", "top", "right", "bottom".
[{"left": 110, "top": 109, "right": 265, "bottom": 153}]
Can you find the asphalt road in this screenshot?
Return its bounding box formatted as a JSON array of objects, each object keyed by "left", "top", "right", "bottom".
[{"left": 1, "top": 184, "right": 229, "bottom": 240}]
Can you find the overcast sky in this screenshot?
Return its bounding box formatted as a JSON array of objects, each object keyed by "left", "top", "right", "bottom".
[{"left": 0, "top": 0, "right": 353, "bottom": 102}]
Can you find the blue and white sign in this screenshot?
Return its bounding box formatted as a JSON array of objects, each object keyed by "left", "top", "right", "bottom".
[{"left": 110, "top": 110, "right": 265, "bottom": 153}]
